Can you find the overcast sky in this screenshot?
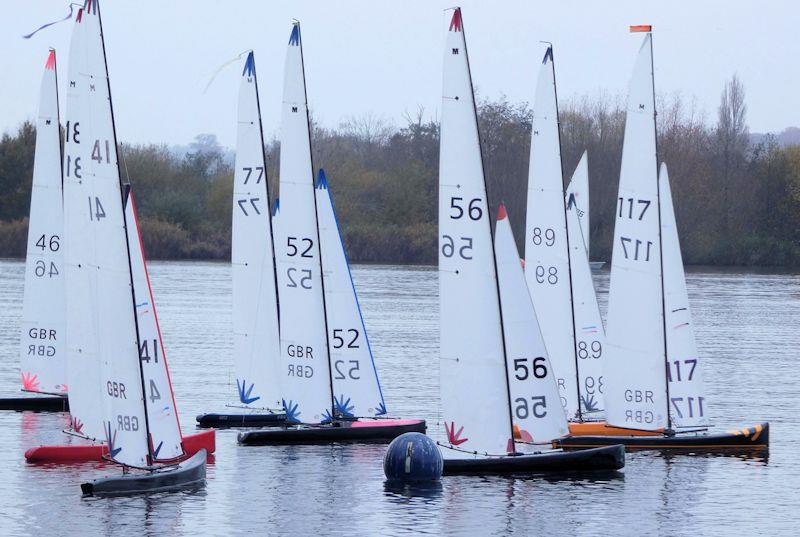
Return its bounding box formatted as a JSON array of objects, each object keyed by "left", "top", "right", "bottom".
[{"left": 3, "top": 0, "right": 798, "bottom": 148}]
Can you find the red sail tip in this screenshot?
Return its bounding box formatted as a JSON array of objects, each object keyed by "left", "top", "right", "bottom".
[
  {"left": 85, "top": 0, "right": 95, "bottom": 14},
  {"left": 630, "top": 24, "right": 652, "bottom": 33},
  {"left": 497, "top": 203, "right": 507, "bottom": 221},
  {"left": 76, "top": 8, "right": 83, "bottom": 23},
  {"left": 449, "top": 8, "right": 462, "bottom": 32},
  {"left": 45, "top": 50, "right": 56, "bottom": 71}
]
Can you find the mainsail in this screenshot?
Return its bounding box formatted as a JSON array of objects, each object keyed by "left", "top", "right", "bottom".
[
  {"left": 495, "top": 206, "right": 568, "bottom": 444},
  {"left": 565, "top": 151, "right": 590, "bottom": 254},
  {"left": 232, "top": 51, "right": 281, "bottom": 410},
  {"left": 315, "top": 169, "right": 387, "bottom": 418},
  {"left": 64, "top": 0, "right": 149, "bottom": 465},
  {"left": 604, "top": 32, "right": 668, "bottom": 431},
  {"left": 276, "top": 23, "right": 333, "bottom": 424},
  {"left": 523, "top": 47, "right": 580, "bottom": 419},
  {"left": 659, "top": 164, "right": 709, "bottom": 428},
  {"left": 20, "top": 49, "right": 66, "bottom": 396},
  {"left": 438, "top": 8, "right": 512, "bottom": 456},
  {"left": 124, "top": 190, "right": 184, "bottom": 461}
]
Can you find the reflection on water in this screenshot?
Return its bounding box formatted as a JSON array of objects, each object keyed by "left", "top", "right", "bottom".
[{"left": 0, "top": 260, "right": 797, "bottom": 535}]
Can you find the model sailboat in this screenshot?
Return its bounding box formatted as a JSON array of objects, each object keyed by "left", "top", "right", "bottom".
[
  {"left": 437, "top": 8, "right": 622, "bottom": 474},
  {"left": 565, "top": 152, "right": 604, "bottom": 267},
  {"left": 196, "top": 52, "right": 287, "bottom": 429},
  {"left": 558, "top": 26, "right": 768, "bottom": 451},
  {"left": 237, "top": 22, "right": 424, "bottom": 445},
  {"left": 24, "top": 0, "right": 214, "bottom": 467},
  {"left": 0, "top": 50, "right": 69, "bottom": 413}
]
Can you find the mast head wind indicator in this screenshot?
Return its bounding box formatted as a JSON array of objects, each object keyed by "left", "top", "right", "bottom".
[{"left": 630, "top": 24, "right": 653, "bottom": 33}]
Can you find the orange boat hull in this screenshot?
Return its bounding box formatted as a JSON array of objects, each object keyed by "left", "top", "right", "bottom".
[
  {"left": 568, "top": 421, "right": 662, "bottom": 437},
  {"left": 25, "top": 429, "right": 216, "bottom": 463}
]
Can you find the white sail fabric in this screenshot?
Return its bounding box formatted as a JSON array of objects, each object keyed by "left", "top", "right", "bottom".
[
  {"left": 659, "top": 164, "right": 709, "bottom": 428},
  {"left": 495, "top": 207, "right": 568, "bottom": 444},
  {"left": 605, "top": 34, "right": 668, "bottom": 431},
  {"left": 124, "top": 191, "right": 184, "bottom": 461},
  {"left": 232, "top": 52, "right": 281, "bottom": 410},
  {"left": 20, "top": 50, "right": 66, "bottom": 396},
  {"left": 565, "top": 151, "right": 590, "bottom": 254},
  {"left": 275, "top": 23, "right": 333, "bottom": 424},
  {"left": 566, "top": 191, "right": 606, "bottom": 415},
  {"left": 63, "top": 1, "right": 149, "bottom": 465},
  {"left": 438, "top": 9, "right": 512, "bottom": 456},
  {"left": 523, "top": 47, "right": 579, "bottom": 419},
  {"left": 315, "top": 170, "right": 387, "bottom": 418}
]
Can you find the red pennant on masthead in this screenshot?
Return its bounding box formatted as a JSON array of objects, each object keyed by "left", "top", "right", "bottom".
[{"left": 449, "top": 8, "right": 462, "bottom": 32}]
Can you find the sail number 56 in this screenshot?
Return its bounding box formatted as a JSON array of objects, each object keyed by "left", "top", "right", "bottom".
[{"left": 449, "top": 197, "right": 483, "bottom": 220}]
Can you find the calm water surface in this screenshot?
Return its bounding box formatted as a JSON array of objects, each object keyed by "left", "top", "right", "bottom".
[{"left": 0, "top": 260, "right": 798, "bottom": 536}]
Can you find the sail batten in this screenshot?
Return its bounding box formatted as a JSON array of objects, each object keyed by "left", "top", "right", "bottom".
[
  {"left": 232, "top": 51, "right": 282, "bottom": 410},
  {"left": 276, "top": 23, "right": 334, "bottom": 424},
  {"left": 605, "top": 33, "right": 668, "bottom": 431},
  {"left": 439, "top": 9, "right": 513, "bottom": 457},
  {"left": 20, "top": 50, "right": 66, "bottom": 397}
]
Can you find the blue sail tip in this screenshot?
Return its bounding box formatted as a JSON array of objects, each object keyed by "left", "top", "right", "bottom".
[
  {"left": 542, "top": 46, "right": 553, "bottom": 64},
  {"left": 289, "top": 24, "right": 300, "bottom": 46},
  {"left": 271, "top": 198, "right": 280, "bottom": 216},
  {"left": 315, "top": 169, "right": 329, "bottom": 190},
  {"left": 242, "top": 51, "right": 255, "bottom": 77}
]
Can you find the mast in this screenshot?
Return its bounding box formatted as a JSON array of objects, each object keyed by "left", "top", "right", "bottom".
[
  {"left": 647, "top": 29, "right": 671, "bottom": 431},
  {"left": 95, "top": 0, "right": 154, "bottom": 463},
  {"left": 458, "top": 9, "right": 516, "bottom": 447},
  {"left": 295, "top": 22, "right": 336, "bottom": 418},
  {"left": 548, "top": 45, "right": 583, "bottom": 421}
]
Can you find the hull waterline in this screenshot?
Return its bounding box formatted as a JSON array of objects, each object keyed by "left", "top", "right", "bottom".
[
  {"left": 196, "top": 411, "right": 286, "bottom": 429},
  {"left": 0, "top": 395, "right": 68, "bottom": 412},
  {"left": 237, "top": 419, "right": 426, "bottom": 445},
  {"left": 442, "top": 444, "right": 625, "bottom": 475}
]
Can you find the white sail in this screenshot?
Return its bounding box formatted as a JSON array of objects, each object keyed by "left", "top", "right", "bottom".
[
  {"left": 124, "top": 190, "right": 184, "bottom": 461},
  {"left": 63, "top": 0, "right": 149, "bottom": 465},
  {"left": 315, "top": 169, "right": 387, "bottom": 418},
  {"left": 659, "top": 164, "right": 709, "bottom": 428},
  {"left": 232, "top": 51, "right": 281, "bottom": 410},
  {"left": 523, "top": 47, "right": 579, "bottom": 419},
  {"left": 275, "top": 23, "right": 333, "bottom": 424},
  {"left": 604, "top": 33, "right": 668, "bottom": 431},
  {"left": 495, "top": 206, "right": 568, "bottom": 444},
  {"left": 20, "top": 50, "right": 66, "bottom": 396},
  {"left": 566, "top": 190, "right": 606, "bottom": 415},
  {"left": 565, "top": 151, "right": 590, "bottom": 254},
  {"left": 438, "top": 9, "right": 512, "bottom": 456}
]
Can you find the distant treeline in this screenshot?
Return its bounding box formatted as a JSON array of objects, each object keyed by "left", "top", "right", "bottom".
[{"left": 2, "top": 76, "right": 800, "bottom": 266}]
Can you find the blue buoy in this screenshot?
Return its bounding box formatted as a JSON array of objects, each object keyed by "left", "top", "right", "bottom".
[{"left": 383, "top": 432, "right": 443, "bottom": 482}]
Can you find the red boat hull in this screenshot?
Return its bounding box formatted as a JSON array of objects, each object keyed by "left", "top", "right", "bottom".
[{"left": 25, "top": 430, "right": 216, "bottom": 463}]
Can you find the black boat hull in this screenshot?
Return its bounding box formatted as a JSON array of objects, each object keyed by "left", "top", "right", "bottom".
[
  {"left": 195, "top": 412, "right": 285, "bottom": 428},
  {"left": 442, "top": 445, "right": 625, "bottom": 475},
  {"left": 556, "top": 422, "right": 769, "bottom": 451},
  {"left": 0, "top": 396, "right": 68, "bottom": 412},
  {"left": 238, "top": 419, "right": 427, "bottom": 445},
  {"left": 80, "top": 449, "right": 207, "bottom": 496}
]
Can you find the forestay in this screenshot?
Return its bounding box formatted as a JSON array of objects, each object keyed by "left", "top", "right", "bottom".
[
  {"left": 605, "top": 33, "right": 668, "bottom": 431},
  {"left": 276, "top": 23, "right": 333, "bottom": 424},
  {"left": 63, "top": 0, "right": 149, "bottom": 465},
  {"left": 20, "top": 50, "right": 66, "bottom": 396},
  {"left": 659, "top": 164, "right": 708, "bottom": 428},
  {"left": 315, "top": 169, "right": 386, "bottom": 418},
  {"left": 124, "top": 191, "right": 184, "bottom": 461},
  {"left": 565, "top": 151, "right": 590, "bottom": 254},
  {"left": 232, "top": 52, "right": 281, "bottom": 410},
  {"left": 495, "top": 206, "right": 568, "bottom": 444},
  {"left": 523, "top": 47, "right": 579, "bottom": 419},
  {"left": 566, "top": 189, "right": 607, "bottom": 415},
  {"left": 438, "top": 8, "right": 512, "bottom": 456}
]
